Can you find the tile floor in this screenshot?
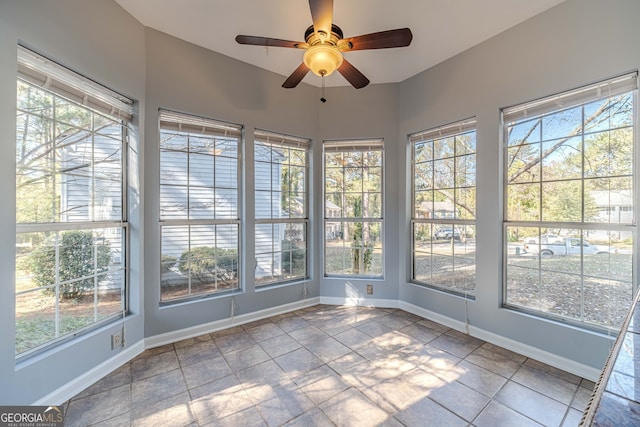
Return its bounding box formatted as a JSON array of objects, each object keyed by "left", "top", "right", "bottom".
[{"left": 63, "top": 305, "right": 595, "bottom": 426}]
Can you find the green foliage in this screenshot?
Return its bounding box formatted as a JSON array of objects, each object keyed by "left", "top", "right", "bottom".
[
  {"left": 178, "top": 246, "right": 238, "bottom": 282},
  {"left": 161, "top": 255, "right": 177, "bottom": 275},
  {"left": 29, "top": 231, "right": 111, "bottom": 299},
  {"left": 281, "top": 240, "right": 305, "bottom": 275}
]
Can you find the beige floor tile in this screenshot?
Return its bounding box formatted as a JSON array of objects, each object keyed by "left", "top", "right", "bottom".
[
  {"left": 333, "top": 327, "right": 372, "bottom": 349},
  {"left": 393, "top": 396, "right": 467, "bottom": 427},
  {"left": 293, "top": 365, "right": 350, "bottom": 405},
  {"left": 466, "top": 342, "right": 527, "bottom": 378},
  {"left": 213, "top": 330, "right": 256, "bottom": 352},
  {"left": 274, "top": 347, "right": 324, "bottom": 379},
  {"left": 131, "top": 391, "right": 195, "bottom": 427},
  {"left": 320, "top": 388, "right": 392, "bottom": 427},
  {"left": 236, "top": 359, "right": 291, "bottom": 388},
  {"left": 175, "top": 340, "right": 221, "bottom": 367},
  {"left": 65, "top": 384, "right": 131, "bottom": 427},
  {"left": 356, "top": 319, "right": 395, "bottom": 338},
  {"left": 258, "top": 333, "right": 302, "bottom": 358},
  {"left": 273, "top": 315, "right": 310, "bottom": 333},
  {"left": 428, "top": 379, "right": 491, "bottom": 422},
  {"left": 189, "top": 375, "right": 254, "bottom": 423},
  {"left": 131, "top": 350, "right": 180, "bottom": 381},
  {"left": 455, "top": 360, "right": 508, "bottom": 397},
  {"left": 288, "top": 325, "right": 330, "bottom": 346},
  {"left": 399, "top": 322, "right": 442, "bottom": 343},
  {"left": 282, "top": 408, "right": 334, "bottom": 426},
  {"left": 304, "top": 335, "right": 351, "bottom": 363},
  {"left": 512, "top": 364, "right": 579, "bottom": 405},
  {"left": 63, "top": 306, "right": 594, "bottom": 427},
  {"left": 246, "top": 322, "right": 285, "bottom": 342},
  {"left": 181, "top": 354, "right": 232, "bottom": 390},
  {"left": 131, "top": 369, "right": 187, "bottom": 409},
  {"left": 571, "top": 384, "right": 594, "bottom": 411},
  {"left": 201, "top": 407, "right": 266, "bottom": 427},
  {"left": 474, "top": 401, "right": 542, "bottom": 427},
  {"left": 254, "top": 384, "right": 314, "bottom": 427},
  {"left": 431, "top": 331, "right": 483, "bottom": 358},
  {"left": 173, "top": 334, "right": 213, "bottom": 349},
  {"left": 75, "top": 363, "right": 131, "bottom": 399},
  {"left": 223, "top": 343, "right": 271, "bottom": 371},
  {"left": 562, "top": 407, "right": 584, "bottom": 427},
  {"left": 496, "top": 380, "right": 568, "bottom": 426}
]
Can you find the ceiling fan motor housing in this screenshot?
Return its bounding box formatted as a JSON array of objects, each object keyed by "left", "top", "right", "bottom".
[{"left": 302, "top": 25, "right": 346, "bottom": 77}]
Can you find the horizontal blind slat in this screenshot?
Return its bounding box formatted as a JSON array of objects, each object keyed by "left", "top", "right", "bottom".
[
  {"left": 409, "top": 118, "right": 476, "bottom": 143},
  {"left": 503, "top": 72, "right": 638, "bottom": 123},
  {"left": 18, "top": 46, "right": 133, "bottom": 122},
  {"left": 255, "top": 129, "right": 311, "bottom": 149},
  {"left": 159, "top": 110, "right": 242, "bottom": 138},
  {"left": 323, "top": 139, "right": 384, "bottom": 152}
]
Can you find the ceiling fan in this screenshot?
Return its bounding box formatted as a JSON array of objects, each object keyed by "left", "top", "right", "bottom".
[{"left": 235, "top": 0, "right": 413, "bottom": 90}]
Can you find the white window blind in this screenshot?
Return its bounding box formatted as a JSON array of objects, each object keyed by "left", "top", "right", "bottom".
[
  {"left": 17, "top": 46, "right": 134, "bottom": 121},
  {"left": 324, "top": 139, "right": 384, "bottom": 152},
  {"left": 409, "top": 117, "right": 477, "bottom": 144},
  {"left": 503, "top": 72, "right": 638, "bottom": 123},
  {"left": 159, "top": 110, "right": 242, "bottom": 138},
  {"left": 254, "top": 129, "right": 311, "bottom": 149}
]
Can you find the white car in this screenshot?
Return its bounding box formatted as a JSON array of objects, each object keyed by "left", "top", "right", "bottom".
[{"left": 525, "top": 237, "right": 612, "bottom": 256}]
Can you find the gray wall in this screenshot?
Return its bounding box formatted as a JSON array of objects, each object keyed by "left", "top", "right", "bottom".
[
  {"left": 397, "top": 0, "right": 640, "bottom": 369},
  {"left": 0, "top": 0, "right": 638, "bottom": 404},
  {"left": 0, "top": 0, "right": 146, "bottom": 405},
  {"left": 143, "top": 28, "right": 321, "bottom": 338},
  {"left": 317, "top": 83, "right": 401, "bottom": 300}
]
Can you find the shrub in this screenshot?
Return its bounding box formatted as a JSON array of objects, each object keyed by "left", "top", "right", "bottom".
[
  {"left": 161, "top": 254, "right": 177, "bottom": 275},
  {"left": 178, "top": 246, "right": 238, "bottom": 282},
  {"left": 29, "top": 231, "right": 111, "bottom": 299}
]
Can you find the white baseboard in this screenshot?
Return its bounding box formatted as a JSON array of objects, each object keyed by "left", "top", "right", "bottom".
[
  {"left": 145, "top": 297, "right": 321, "bottom": 349},
  {"left": 40, "top": 295, "right": 602, "bottom": 405},
  {"left": 34, "top": 340, "right": 145, "bottom": 406},
  {"left": 320, "top": 296, "right": 400, "bottom": 309},
  {"left": 40, "top": 297, "right": 319, "bottom": 405},
  {"left": 400, "top": 301, "right": 601, "bottom": 381}
]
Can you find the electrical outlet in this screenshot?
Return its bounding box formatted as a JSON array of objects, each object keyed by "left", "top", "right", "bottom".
[
  {"left": 111, "top": 330, "right": 123, "bottom": 350},
  {"left": 366, "top": 284, "right": 373, "bottom": 295}
]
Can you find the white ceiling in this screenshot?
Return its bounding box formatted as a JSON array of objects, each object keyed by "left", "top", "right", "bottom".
[{"left": 115, "top": 0, "right": 565, "bottom": 88}]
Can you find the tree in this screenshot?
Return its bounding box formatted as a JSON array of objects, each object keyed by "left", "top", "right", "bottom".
[
  {"left": 506, "top": 94, "right": 633, "bottom": 224},
  {"left": 16, "top": 80, "right": 122, "bottom": 226}
]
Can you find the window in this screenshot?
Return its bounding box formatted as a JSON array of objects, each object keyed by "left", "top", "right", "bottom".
[
  {"left": 324, "top": 139, "right": 383, "bottom": 277},
  {"left": 15, "top": 46, "right": 132, "bottom": 356},
  {"left": 410, "top": 119, "right": 477, "bottom": 296},
  {"left": 254, "top": 130, "right": 310, "bottom": 286},
  {"left": 159, "top": 111, "right": 242, "bottom": 302},
  {"left": 504, "top": 73, "right": 637, "bottom": 330}
]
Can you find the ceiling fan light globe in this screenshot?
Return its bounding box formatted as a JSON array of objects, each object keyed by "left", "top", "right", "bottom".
[{"left": 303, "top": 44, "right": 343, "bottom": 77}]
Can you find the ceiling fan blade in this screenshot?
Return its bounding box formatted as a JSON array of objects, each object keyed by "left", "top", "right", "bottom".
[
  {"left": 342, "top": 28, "right": 413, "bottom": 51},
  {"left": 282, "top": 63, "right": 310, "bottom": 88},
  {"left": 337, "top": 59, "right": 369, "bottom": 89},
  {"left": 235, "top": 35, "right": 305, "bottom": 49},
  {"left": 309, "top": 0, "right": 333, "bottom": 36}
]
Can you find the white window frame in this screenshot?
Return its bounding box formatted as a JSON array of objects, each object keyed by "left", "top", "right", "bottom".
[
  {"left": 15, "top": 46, "right": 132, "bottom": 358},
  {"left": 159, "top": 110, "right": 243, "bottom": 303},
  {"left": 502, "top": 72, "right": 638, "bottom": 331},
  {"left": 323, "top": 139, "right": 385, "bottom": 278},
  {"left": 254, "top": 130, "right": 310, "bottom": 287},
  {"left": 409, "top": 118, "right": 477, "bottom": 297}
]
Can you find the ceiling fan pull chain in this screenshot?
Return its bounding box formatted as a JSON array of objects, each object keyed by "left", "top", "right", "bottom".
[{"left": 321, "top": 73, "right": 327, "bottom": 103}]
